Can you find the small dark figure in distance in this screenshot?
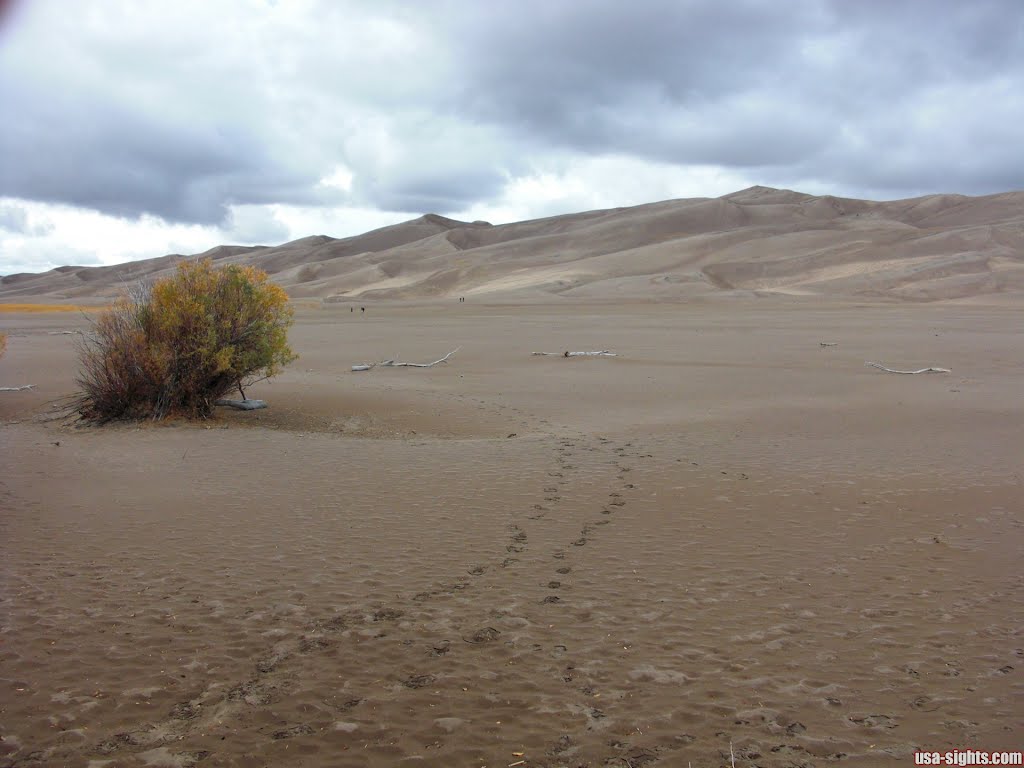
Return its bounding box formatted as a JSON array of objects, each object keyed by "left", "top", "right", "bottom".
[{"left": 361, "top": 307, "right": 365, "bottom": 313}]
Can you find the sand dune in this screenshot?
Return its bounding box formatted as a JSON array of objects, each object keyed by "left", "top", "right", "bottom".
[{"left": 3, "top": 186, "right": 1023, "bottom": 303}]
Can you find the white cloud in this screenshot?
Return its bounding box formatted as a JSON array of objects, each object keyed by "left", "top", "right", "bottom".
[
  {"left": 453, "top": 156, "right": 756, "bottom": 223},
  {"left": 0, "top": 200, "right": 54, "bottom": 236},
  {"left": 0, "top": 197, "right": 422, "bottom": 275},
  {"left": 223, "top": 205, "right": 291, "bottom": 244}
]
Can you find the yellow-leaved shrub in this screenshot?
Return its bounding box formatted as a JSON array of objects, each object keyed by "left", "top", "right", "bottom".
[{"left": 76, "top": 260, "right": 296, "bottom": 421}]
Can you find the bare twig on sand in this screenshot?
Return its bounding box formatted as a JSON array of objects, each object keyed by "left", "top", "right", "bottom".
[
  {"left": 0, "top": 384, "right": 35, "bottom": 392},
  {"left": 531, "top": 350, "right": 618, "bottom": 357},
  {"left": 866, "top": 361, "right": 950, "bottom": 374},
  {"left": 352, "top": 347, "right": 461, "bottom": 372},
  {"left": 819, "top": 341, "right": 837, "bottom": 347},
  {"left": 215, "top": 398, "right": 267, "bottom": 410}
]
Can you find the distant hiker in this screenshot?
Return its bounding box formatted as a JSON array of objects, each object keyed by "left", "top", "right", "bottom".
[
  {"left": 350, "top": 307, "right": 353, "bottom": 312},
  {"left": 361, "top": 307, "right": 365, "bottom": 313}
]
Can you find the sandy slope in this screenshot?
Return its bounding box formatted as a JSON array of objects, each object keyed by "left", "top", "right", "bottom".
[
  {"left": 1, "top": 300, "right": 1021, "bottom": 767},
  {"left": 3, "top": 187, "right": 1023, "bottom": 303}
]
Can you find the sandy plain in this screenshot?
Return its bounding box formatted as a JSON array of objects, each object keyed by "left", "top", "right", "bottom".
[{"left": 0, "top": 298, "right": 1021, "bottom": 767}]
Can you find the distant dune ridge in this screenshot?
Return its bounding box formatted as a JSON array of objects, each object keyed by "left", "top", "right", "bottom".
[{"left": 3, "top": 186, "right": 1023, "bottom": 302}]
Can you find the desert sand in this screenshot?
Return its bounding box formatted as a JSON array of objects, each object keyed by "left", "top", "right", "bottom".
[
  {"left": 1, "top": 188, "right": 1023, "bottom": 766},
  {"left": 1, "top": 294, "right": 1021, "bottom": 768}
]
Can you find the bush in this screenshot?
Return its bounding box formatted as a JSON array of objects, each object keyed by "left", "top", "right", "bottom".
[
  {"left": 76, "top": 260, "right": 296, "bottom": 421},
  {"left": 0, "top": 332, "right": 6, "bottom": 359}
]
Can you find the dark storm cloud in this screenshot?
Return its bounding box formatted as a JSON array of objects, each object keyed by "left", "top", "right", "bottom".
[
  {"left": 444, "top": 0, "right": 823, "bottom": 147},
  {"left": 431, "top": 0, "right": 1024, "bottom": 195},
  {"left": 351, "top": 161, "right": 509, "bottom": 214},
  {"left": 0, "top": 76, "right": 332, "bottom": 225},
  {"left": 1, "top": 0, "right": 1022, "bottom": 233}
]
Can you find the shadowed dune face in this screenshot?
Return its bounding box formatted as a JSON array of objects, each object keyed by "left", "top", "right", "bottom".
[{"left": 2, "top": 186, "right": 1023, "bottom": 303}]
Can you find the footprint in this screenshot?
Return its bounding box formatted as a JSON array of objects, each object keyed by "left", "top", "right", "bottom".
[
  {"left": 402, "top": 674, "right": 436, "bottom": 689},
  {"left": 463, "top": 627, "right": 501, "bottom": 643},
  {"left": 273, "top": 724, "right": 313, "bottom": 740},
  {"left": 169, "top": 702, "right": 201, "bottom": 721},
  {"left": 298, "top": 637, "right": 331, "bottom": 652},
  {"left": 848, "top": 713, "right": 898, "bottom": 729},
  {"left": 329, "top": 697, "right": 363, "bottom": 713}
]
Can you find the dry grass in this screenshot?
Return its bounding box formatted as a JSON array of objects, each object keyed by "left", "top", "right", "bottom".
[
  {"left": 1, "top": 302, "right": 311, "bottom": 313},
  {"left": 0, "top": 303, "right": 108, "bottom": 313}
]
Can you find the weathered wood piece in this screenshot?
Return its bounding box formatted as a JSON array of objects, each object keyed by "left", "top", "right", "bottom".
[{"left": 865, "top": 361, "right": 950, "bottom": 374}]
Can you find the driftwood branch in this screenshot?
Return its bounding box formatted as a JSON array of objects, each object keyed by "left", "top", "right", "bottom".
[
  {"left": 0, "top": 384, "right": 36, "bottom": 392},
  {"left": 353, "top": 347, "right": 461, "bottom": 372},
  {"left": 819, "top": 342, "right": 837, "bottom": 347},
  {"left": 866, "top": 361, "right": 950, "bottom": 374},
  {"left": 531, "top": 350, "right": 618, "bottom": 357},
  {"left": 215, "top": 398, "right": 267, "bottom": 410}
]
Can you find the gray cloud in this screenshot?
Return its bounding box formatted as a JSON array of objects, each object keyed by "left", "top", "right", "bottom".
[
  {"left": 354, "top": 169, "right": 507, "bottom": 215},
  {"left": 443, "top": 1, "right": 822, "bottom": 129},
  {"left": 430, "top": 0, "right": 1024, "bottom": 196},
  {"left": 0, "top": 0, "right": 1021, "bottom": 241},
  {"left": 0, "top": 76, "right": 333, "bottom": 225}
]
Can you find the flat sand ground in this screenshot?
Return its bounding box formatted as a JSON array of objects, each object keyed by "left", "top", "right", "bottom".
[{"left": 1, "top": 299, "right": 1021, "bottom": 768}]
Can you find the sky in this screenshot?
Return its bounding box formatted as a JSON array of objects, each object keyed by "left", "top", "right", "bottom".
[{"left": 1, "top": 0, "right": 1022, "bottom": 275}]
